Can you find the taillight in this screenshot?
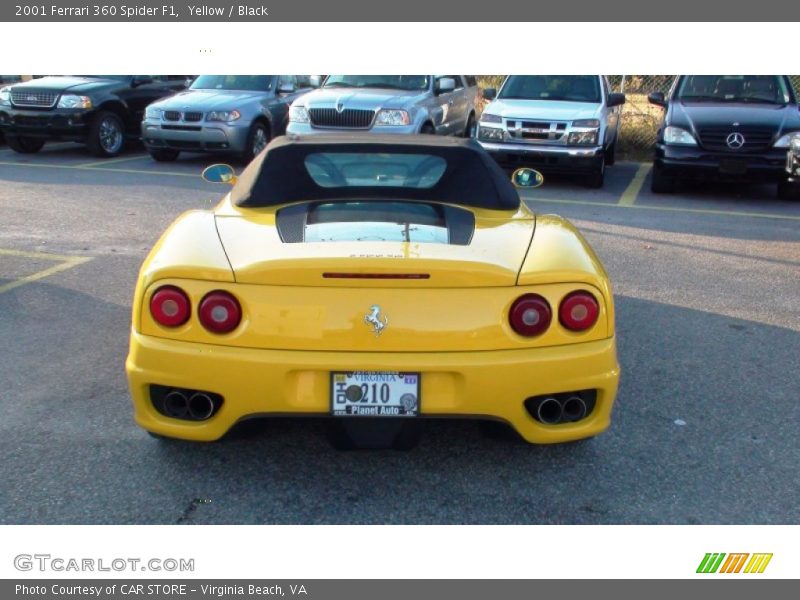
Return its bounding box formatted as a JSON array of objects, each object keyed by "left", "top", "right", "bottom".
[
  {"left": 559, "top": 291, "right": 599, "bottom": 332},
  {"left": 198, "top": 290, "right": 241, "bottom": 333},
  {"left": 150, "top": 286, "right": 190, "bottom": 327},
  {"left": 509, "top": 294, "right": 551, "bottom": 336}
]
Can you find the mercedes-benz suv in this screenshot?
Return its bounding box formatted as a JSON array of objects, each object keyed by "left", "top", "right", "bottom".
[{"left": 648, "top": 75, "right": 800, "bottom": 198}]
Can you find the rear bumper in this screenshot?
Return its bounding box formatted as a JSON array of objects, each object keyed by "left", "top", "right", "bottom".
[
  {"left": 479, "top": 140, "right": 603, "bottom": 173},
  {"left": 141, "top": 119, "right": 250, "bottom": 154},
  {"left": 655, "top": 144, "right": 789, "bottom": 182},
  {"left": 126, "top": 331, "right": 620, "bottom": 444},
  {"left": 0, "top": 107, "right": 93, "bottom": 140}
]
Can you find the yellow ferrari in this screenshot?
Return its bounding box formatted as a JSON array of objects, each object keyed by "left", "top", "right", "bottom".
[{"left": 126, "top": 135, "right": 619, "bottom": 448}]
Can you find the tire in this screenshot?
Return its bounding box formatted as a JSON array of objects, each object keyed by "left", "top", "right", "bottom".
[
  {"left": 326, "top": 419, "right": 422, "bottom": 451},
  {"left": 777, "top": 180, "right": 800, "bottom": 200},
  {"left": 149, "top": 149, "right": 180, "bottom": 162},
  {"left": 606, "top": 141, "right": 616, "bottom": 166},
  {"left": 240, "top": 121, "right": 270, "bottom": 164},
  {"left": 464, "top": 113, "right": 476, "bottom": 138},
  {"left": 419, "top": 123, "right": 436, "bottom": 135},
  {"left": 87, "top": 110, "right": 125, "bottom": 158},
  {"left": 585, "top": 156, "right": 605, "bottom": 188},
  {"left": 650, "top": 162, "right": 675, "bottom": 194},
  {"left": 5, "top": 134, "right": 45, "bottom": 154}
]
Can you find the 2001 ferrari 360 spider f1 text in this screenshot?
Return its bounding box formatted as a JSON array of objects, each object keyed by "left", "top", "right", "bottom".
[{"left": 125, "top": 134, "right": 620, "bottom": 448}]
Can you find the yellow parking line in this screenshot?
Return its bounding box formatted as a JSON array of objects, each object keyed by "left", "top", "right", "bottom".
[
  {"left": 0, "top": 252, "right": 93, "bottom": 296},
  {"left": 526, "top": 196, "right": 800, "bottom": 222},
  {"left": 618, "top": 163, "right": 652, "bottom": 206},
  {"left": 75, "top": 154, "right": 149, "bottom": 169},
  {"left": 0, "top": 160, "right": 195, "bottom": 178}
]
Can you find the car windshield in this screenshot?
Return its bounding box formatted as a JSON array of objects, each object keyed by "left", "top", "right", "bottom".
[
  {"left": 323, "top": 75, "right": 430, "bottom": 91},
  {"left": 498, "top": 75, "right": 601, "bottom": 103},
  {"left": 304, "top": 152, "right": 446, "bottom": 188},
  {"left": 190, "top": 75, "right": 275, "bottom": 91},
  {"left": 676, "top": 75, "right": 790, "bottom": 104}
]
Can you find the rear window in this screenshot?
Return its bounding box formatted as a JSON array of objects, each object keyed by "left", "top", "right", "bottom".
[{"left": 304, "top": 153, "right": 447, "bottom": 189}]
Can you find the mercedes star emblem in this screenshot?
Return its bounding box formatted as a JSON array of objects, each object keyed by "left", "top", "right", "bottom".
[{"left": 726, "top": 132, "right": 745, "bottom": 149}]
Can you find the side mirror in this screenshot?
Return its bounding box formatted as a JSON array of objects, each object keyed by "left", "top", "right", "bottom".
[
  {"left": 436, "top": 77, "right": 456, "bottom": 94},
  {"left": 278, "top": 82, "right": 296, "bottom": 94},
  {"left": 309, "top": 75, "right": 322, "bottom": 88},
  {"left": 132, "top": 76, "right": 154, "bottom": 88},
  {"left": 648, "top": 92, "right": 667, "bottom": 108},
  {"left": 483, "top": 88, "right": 497, "bottom": 101},
  {"left": 202, "top": 164, "right": 237, "bottom": 185},
  {"left": 607, "top": 92, "right": 626, "bottom": 108},
  {"left": 511, "top": 167, "right": 544, "bottom": 189}
]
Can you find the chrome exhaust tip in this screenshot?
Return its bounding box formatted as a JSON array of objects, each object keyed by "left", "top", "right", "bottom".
[
  {"left": 188, "top": 392, "right": 215, "bottom": 421},
  {"left": 163, "top": 391, "right": 189, "bottom": 419},
  {"left": 536, "top": 397, "right": 563, "bottom": 425},
  {"left": 562, "top": 396, "right": 588, "bottom": 422}
]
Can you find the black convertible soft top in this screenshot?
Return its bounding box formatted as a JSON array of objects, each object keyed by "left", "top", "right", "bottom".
[{"left": 230, "top": 134, "right": 521, "bottom": 211}]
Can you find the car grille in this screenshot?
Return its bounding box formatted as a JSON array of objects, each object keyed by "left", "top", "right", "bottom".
[
  {"left": 309, "top": 108, "right": 375, "bottom": 129},
  {"left": 163, "top": 111, "right": 204, "bottom": 122},
  {"left": 697, "top": 127, "right": 775, "bottom": 152},
  {"left": 11, "top": 90, "right": 58, "bottom": 108},
  {"left": 13, "top": 115, "right": 49, "bottom": 127},
  {"left": 505, "top": 120, "right": 567, "bottom": 142}
]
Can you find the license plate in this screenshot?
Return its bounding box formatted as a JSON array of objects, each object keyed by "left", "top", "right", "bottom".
[
  {"left": 330, "top": 371, "right": 420, "bottom": 417},
  {"left": 719, "top": 159, "right": 747, "bottom": 175}
]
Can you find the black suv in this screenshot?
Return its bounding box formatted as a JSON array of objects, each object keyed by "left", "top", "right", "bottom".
[
  {"left": 648, "top": 75, "right": 800, "bottom": 198},
  {"left": 0, "top": 76, "right": 189, "bottom": 157}
]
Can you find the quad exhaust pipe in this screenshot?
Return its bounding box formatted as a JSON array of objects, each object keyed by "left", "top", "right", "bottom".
[
  {"left": 562, "top": 395, "right": 588, "bottom": 422},
  {"left": 526, "top": 391, "right": 595, "bottom": 425},
  {"left": 536, "top": 397, "right": 563, "bottom": 425},
  {"left": 187, "top": 393, "right": 215, "bottom": 421},
  {"left": 160, "top": 389, "right": 217, "bottom": 421}
]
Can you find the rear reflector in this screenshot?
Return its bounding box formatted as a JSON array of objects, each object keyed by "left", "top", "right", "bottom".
[
  {"left": 198, "top": 290, "right": 242, "bottom": 334},
  {"left": 559, "top": 291, "right": 599, "bottom": 331},
  {"left": 150, "top": 286, "right": 190, "bottom": 327},
  {"left": 322, "top": 273, "right": 430, "bottom": 279}
]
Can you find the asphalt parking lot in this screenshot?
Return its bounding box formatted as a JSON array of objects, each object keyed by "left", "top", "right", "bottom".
[{"left": 1, "top": 142, "right": 799, "bottom": 525}]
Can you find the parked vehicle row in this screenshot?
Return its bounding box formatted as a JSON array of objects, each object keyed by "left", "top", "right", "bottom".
[{"left": 2, "top": 74, "right": 799, "bottom": 196}]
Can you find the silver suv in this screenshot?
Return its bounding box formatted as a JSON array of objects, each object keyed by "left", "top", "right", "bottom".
[
  {"left": 477, "top": 75, "right": 625, "bottom": 187},
  {"left": 141, "top": 75, "right": 314, "bottom": 163},
  {"left": 286, "top": 75, "right": 480, "bottom": 137}
]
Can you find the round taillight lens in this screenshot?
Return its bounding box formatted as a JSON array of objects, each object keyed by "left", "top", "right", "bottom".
[
  {"left": 198, "top": 291, "right": 241, "bottom": 333},
  {"left": 150, "top": 286, "right": 190, "bottom": 327},
  {"left": 559, "top": 291, "right": 599, "bottom": 332},
  {"left": 509, "top": 294, "right": 551, "bottom": 337}
]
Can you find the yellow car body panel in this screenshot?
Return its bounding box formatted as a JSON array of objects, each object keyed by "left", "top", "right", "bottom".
[{"left": 127, "top": 159, "right": 620, "bottom": 444}]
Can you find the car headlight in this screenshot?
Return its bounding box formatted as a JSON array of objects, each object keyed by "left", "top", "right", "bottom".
[
  {"left": 663, "top": 126, "right": 698, "bottom": 146},
  {"left": 478, "top": 125, "right": 504, "bottom": 141},
  {"left": 480, "top": 113, "right": 501, "bottom": 124},
  {"left": 206, "top": 110, "right": 241, "bottom": 123},
  {"left": 791, "top": 135, "right": 800, "bottom": 153},
  {"left": 0, "top": 86, "right": 10, "bottom": 106},
  {"left": 289, "top": 105, "right": 309, "bottom": 123},
  {"left": 375, "top": 109, "right": 411, "bottom": 126},
  {"left": 145, "top": 106, "right": 162, "bottom": 120},
  {"left": 57, "top": 94, "right": 93, "bottom": 109},
  {"left": 568, "top": 130, "right": 598, "bottom": 145},
  {"left": 774, "top": 132, "right": 800, "bottom": 148}
]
